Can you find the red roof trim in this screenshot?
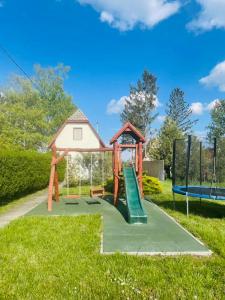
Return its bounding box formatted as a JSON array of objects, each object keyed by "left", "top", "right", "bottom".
[{"left": 110, "top": 122, "right": 146, "bottom": 144}]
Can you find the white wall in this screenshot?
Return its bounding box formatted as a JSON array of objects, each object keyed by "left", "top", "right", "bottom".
[{"left": 55, "top": 123, "right": 101, "bottom": 149}]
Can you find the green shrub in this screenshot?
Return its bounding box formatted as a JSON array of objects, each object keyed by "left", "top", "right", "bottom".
[
  {"left": 142, "top": 175, "right": 162, "bottom": 194},
  {"left": 104, "top": 175, "right": 162, "bottom": 195},
  {"left": 0, "top": 150, "right": 65, "bottom": 202},
  {"left": 104, "top": 177, "right": 114, "bottom": 193}
]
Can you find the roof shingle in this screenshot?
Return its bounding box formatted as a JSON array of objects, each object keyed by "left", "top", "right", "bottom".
[{"left": 68, "top": 109, "right": 88, "bottom": 121}]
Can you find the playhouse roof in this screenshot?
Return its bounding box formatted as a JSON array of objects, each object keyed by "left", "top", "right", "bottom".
[
  {"left": 48, "top": 109, "right": 105, "bottom": 148},
  {"left": 110, "top": 122, "right": 146, "bottom": 144}
]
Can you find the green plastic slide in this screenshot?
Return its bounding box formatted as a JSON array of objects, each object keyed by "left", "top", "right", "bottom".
[{"left": 123, "top": 166, "right": 148, "bottom": 224}]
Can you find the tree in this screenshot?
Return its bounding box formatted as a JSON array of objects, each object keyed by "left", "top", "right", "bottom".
[
  {"left": 166, "top": 88, "right": 197, "bottom": 134},
  {"left": 0, "top": 64, "right": 76, "bottom": 150},
  {"left": 121, "top": 70, "right": 158, "bottom": 141},
  {"left": 207, "top": 100, "right": 225, "bottom": 140},
  {"left": 0, "top": 79, "right": 48, "bottom": 150},
  {"left": 149, "top": 117, "right": 183, "bottom": 177},
  {"left": 34, "top": 64, "right": 75, "bottom": 135}
]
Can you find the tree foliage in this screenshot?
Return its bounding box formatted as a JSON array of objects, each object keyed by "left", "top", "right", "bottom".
[
  {"left": 166, "top": 88, "right": 197, "bottom": 134},
  {"left": 121, "top": 70, "right": 158, "bottom": 140},
  {"left": 0, "top": 64, "right": 75, "bottom": 150},
  {"left": 149, "top": 117, "right": 183, "bottom": 177},
  {"left": 208, "top": 100, "right": 225, "bottom": 140}
]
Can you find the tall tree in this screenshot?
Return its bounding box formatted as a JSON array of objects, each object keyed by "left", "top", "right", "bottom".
[
  {"left": 121, "top": 70, "right": 158, "bottom": 141},
  {"left": 166, "top": 88, "right": 197, "bottom": 134},
  {"left": 0, "top": 64, "right": 76, "bottom": 150},
  {"left": 207, "top": 100, "right": 225, "bottom": 140},
  {"left": 149, "top": 117, "right": 183, "bottom": 177},
  {"left": 34, "top": 64, "right": 75, "bottom": 135}
]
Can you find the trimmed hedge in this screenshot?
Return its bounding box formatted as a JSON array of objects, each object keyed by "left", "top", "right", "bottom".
[
  {"left": 105, "top": 175, "right": 162, "bottom": 195},
  {"left": 0, "top": 150, "right": 65, "bottom": 202}
]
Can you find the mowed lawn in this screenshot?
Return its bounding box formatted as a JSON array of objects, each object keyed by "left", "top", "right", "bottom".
[{"left": 0, "top": 182, "right": 225, "bottom": 299}]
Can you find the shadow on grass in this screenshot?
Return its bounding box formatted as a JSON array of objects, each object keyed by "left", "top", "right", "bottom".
[
  {"left": 147, "top": 194, "right": 225, "bottom": 219},
  {"left": 103, "top": 195, "right": 128, "bottom": 222}
]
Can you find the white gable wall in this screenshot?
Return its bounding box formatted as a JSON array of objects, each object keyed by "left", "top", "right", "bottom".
[{"left": 55, "top": 123, "right": 101, "bottom": 149}]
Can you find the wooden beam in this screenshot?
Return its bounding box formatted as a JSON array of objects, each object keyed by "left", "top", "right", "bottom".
[
  {"left": 113, "top": 141, "right": 119, "bottom": 206},
  {"left": 55, "top": 147, "right": 113, "bottom": 152},
  {"left": 48, "top": 163, "right": 55, "bottom": 211},
  {"left": 119, "top": 144, "right": 136, "bottom": 148},
  {"left": 135, "top": 144, "right": 138, "bottom": 173},
  {"left": 54, "top": 150, "right": 69, "bottom": 165},
  {"left": 138, "top": 142, "right": 143, "bottom": 197},
  {"left": 52, "top": 145, "right": 59, "bottom": 203}
]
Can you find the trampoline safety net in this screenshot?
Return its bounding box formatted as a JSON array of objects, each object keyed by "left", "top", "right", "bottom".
[{"left": 172, "top": 136, "right": 225, "bottom": 200}]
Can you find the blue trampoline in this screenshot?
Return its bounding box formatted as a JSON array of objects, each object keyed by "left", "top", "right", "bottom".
[
  {"left": 173, "top": 186, "right": 225, "bottom": 201},
  {"left": 172, "top": 136, "right": 225, "bottom": 216}
]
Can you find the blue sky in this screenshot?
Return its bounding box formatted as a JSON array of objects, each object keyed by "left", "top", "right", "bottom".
[{"left": 0, "top": 0, "right": 225, "bottom": 144}]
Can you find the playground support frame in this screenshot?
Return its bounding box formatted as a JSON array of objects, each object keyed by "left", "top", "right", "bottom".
[{"left": 47, "top": 145, "right": 113, "bottom": 211}]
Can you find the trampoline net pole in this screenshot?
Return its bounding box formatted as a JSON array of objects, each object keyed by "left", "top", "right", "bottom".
[
  {"left": 200, "top": 141, "right": 202, "bottom": 204},
  {"left": 214, "top": 137, "right": 217, "bottom": 186},
  {"left": 172, "top": 139, "right": 176, "bottom": 187},
  {"left": 186, "top": 135, "right": 192, "bottom": 192},
  {"left": 200, "top": 141, "right": 202, "bottom": 186},
  {"left": 186, "top": 193, "right": 189, "bottom": 217}
]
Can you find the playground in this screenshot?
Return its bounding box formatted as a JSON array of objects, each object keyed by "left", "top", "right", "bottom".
[
  {"left": 30, "top": 122, "right": 215, "bottom": 256},
  {"left": 1, "top": 116, "right": 224, "bottom": 298}
]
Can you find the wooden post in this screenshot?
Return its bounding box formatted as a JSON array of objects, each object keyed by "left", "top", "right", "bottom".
[
  {"left": 118, "top": 146, "right": 122, "bottom": 174},
  {"left": 113, "top": 141, "right": 119, "bottom": 206},
  {"left": 48, "top": 159, "right": 55, "bottom": 212},
  {"left": 52, "top": 145, "right": 59, "bottom": 202},
  {"left": 138, "top": 142, "right": 143, "bottom": 197},
  {"left": 135, "top": 143, "right": 138, "bottom": 173}
]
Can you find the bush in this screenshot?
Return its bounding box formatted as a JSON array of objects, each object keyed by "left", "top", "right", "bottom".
[
  {"left": 0, "top": 150, "right": 65, "bottom": 202},
  {"left": 104, "top": 175, "right": 162, "bottom": 195},
  {"left": 104, "top": 177, "right": 114, "bottom": 193},
  {"left": 142, "top": 175, "right": 162, "bottom": 194}
]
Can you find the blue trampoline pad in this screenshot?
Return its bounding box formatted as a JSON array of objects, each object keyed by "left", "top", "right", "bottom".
[{"left": 173, "top": 185, "right": 225, "bottom": 200}]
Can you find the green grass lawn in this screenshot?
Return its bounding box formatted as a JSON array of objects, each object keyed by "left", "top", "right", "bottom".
[{"left": 0, "top": 181, "right": 224, "bottom": 299}]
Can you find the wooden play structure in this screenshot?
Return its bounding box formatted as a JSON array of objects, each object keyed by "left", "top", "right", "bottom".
[
  {"left": 47, "top": 122, "right": 145, "bottom": 211},
  {"left": 110, "top": 122, "right": 146, "bottom": 206}
]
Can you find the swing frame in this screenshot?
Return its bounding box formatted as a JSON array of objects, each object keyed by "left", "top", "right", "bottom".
[{"left": 47, "top": 144, "right": 112, "bottom": 211}]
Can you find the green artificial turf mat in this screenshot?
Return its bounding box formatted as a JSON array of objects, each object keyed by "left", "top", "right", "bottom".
[{"left": 27, "top": 196, "right": 210, "bottom": 255}]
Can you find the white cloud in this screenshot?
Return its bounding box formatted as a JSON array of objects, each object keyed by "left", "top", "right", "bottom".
[
  {"left": 189, "top": 99, "right": 221, "bottom": 116},
  {"left": 190, "top": 102, "right": 204, "bottom": 115},
  {"left": 157, "top": 115, "right": 166, "bottom": 122},
  {"left": 106, "top": 96, "right": 128, "bottom": 114},
  {"left": 78, "top": 0, "right": 181, "bottom": 31},
  {"left": 194, "top": 130, "right": 207, "bottom": 140},
  {"left": 206, "top": 99, "right": 221, "bottom": 111},
  {"left": 187, "top": 0, "right": 225, "bottom": 32},
  {"left": 199, "top": 61, "right": 225, "bottom": 92},
  {"left": 106, "top": 93, "right": 161, "bottom": 114}
]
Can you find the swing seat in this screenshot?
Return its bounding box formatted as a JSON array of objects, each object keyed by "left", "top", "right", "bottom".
[
  {"left": 63, "top": 195, "right": 80, "bottom": 199},
  {"left": 90, "top": 187, "right": 105, "bottom": 198}
]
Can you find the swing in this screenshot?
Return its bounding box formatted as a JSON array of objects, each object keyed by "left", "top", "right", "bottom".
[
  {"left": 63, "top": 155, "right": 81, "bottom": 200},
  {"left": 90, "top": 152, "right": 105, "bottom": 198}
]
